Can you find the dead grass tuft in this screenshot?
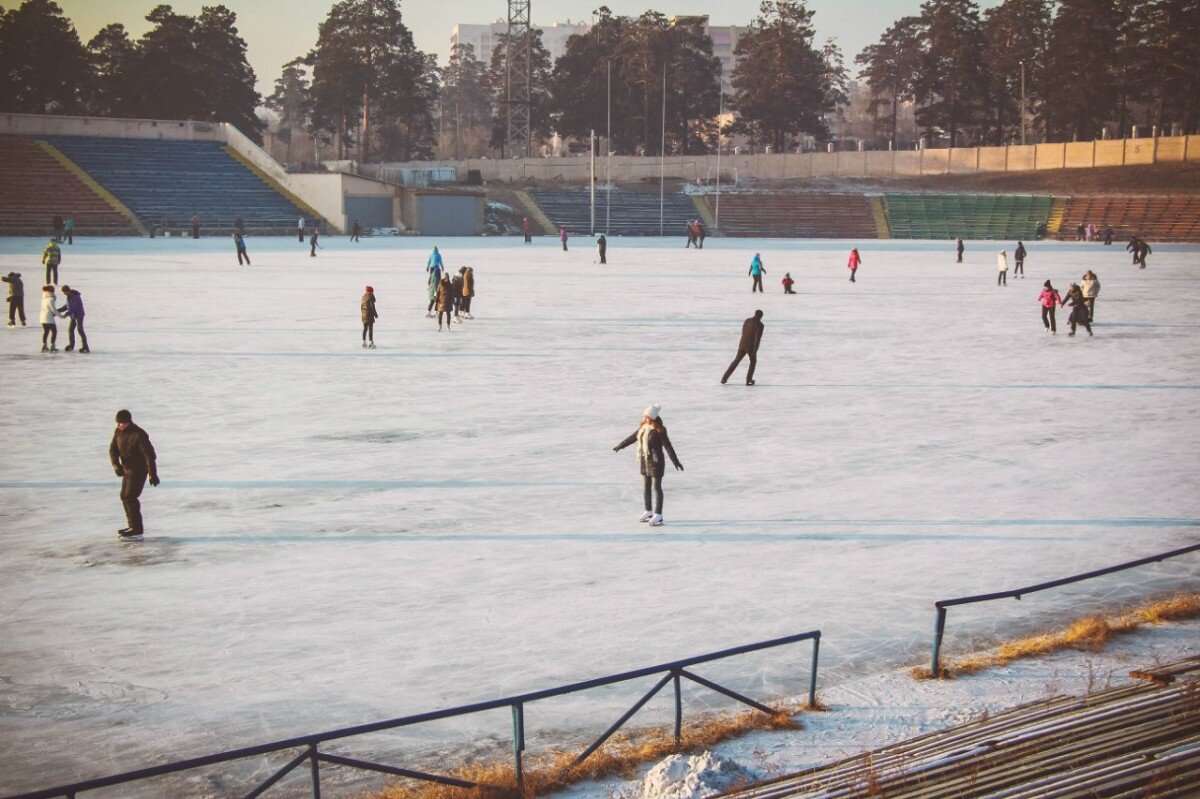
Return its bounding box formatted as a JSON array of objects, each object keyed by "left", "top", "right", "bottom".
[{"left": 366, "top": 706, "right": 801, "bottom": 799}]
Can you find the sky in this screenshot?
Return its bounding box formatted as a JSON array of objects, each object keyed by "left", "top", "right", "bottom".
[{"left": 47, "top": 0, "right": 1001, "bottom": 94}]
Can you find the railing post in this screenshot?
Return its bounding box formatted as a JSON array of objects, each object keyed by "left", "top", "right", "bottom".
[
  {"left": 931, "top": 605, "right": 948, "bottom": 678},
  {"left": 309, "top": 743, "right": 321, "bottom": 799},
  {"left": 808, "top": 634, "right": 821, "bottom": 708},
  {"left": 673, "top": 670, "right": 683, "bottom": 744},
  {"left": 512, "top": 703, "right": 525, "bottom": 793}
]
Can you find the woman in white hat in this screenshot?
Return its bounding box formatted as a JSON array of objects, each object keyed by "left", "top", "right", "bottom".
[{"left": 613, "top": 404, "right": 684, "bottom": 526}]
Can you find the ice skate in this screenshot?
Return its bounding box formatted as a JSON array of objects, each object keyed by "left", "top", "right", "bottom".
[
  {"left": 649, "top": 514, "right": 664, "bottom": 527},
  {"left": 79, "top": 347, "right": 89, "bottom": 353},
  {"left": 746, "top": 379, "right": 755, "bottom": 386},
  {"left": 639, "top": 510, "right": 654, "bottom": 523},
  {"left": 40, "top": 344, "right": 48, "bottom": 352},
  {"left": 362, "top": 342, "right": 368, "bottom": 348},
  {"left": 426, "top": 312, "right": 435, "bottom": 318},
  {"left": 64, "top": 344, "right": 74, "bottom": 352},
  {"left": 368, "top": 342, "right": 376, "bottom": 349},
  {"left": 5, "top": 322, "right": 12, "bottom": 328},
  {"left": 117, "top": 528, "right": 143, "bottom": 539},
  {"left": 50, "top": 344, "right": 57, "bottom": 352}
]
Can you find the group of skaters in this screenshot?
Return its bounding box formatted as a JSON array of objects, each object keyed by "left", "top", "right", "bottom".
[
  {"left": 1076, "top": 222, "right": 1116, "bottom": 244},
  {"left": 1037, "top": 271, "right": 1100, "bottom": 336},
  {"left": 424, "top": 247, "right": 476, "bottom": 332},
  {"left": 684, "top": 220, "right": 708, "bottom": 248},
  {"left": 4, "top": 240, "right": 89, "bottom": 352},
  {"left": 746, "top": 248, "right": 862, "bottom": 293},
  {"left": 51, "top": 214, "right": 76, "bottom": 244}
]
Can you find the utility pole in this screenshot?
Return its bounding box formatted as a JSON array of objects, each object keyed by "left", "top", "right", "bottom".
[
  {"left": 659, "top": 65, "right": 666, "bottom": 237},
  {"left": 606, "top": 60, "right": 611, "bottom": 235},
  {"left": 1020, "top": 59, "right": 1027, "bottom": 146},
  {"left": 589, "top": 129, "right": 596, "bottom": 235},
  {"left": 505, "top": 0, "right": 532, "bottom": 157},
  {"left": 715, "top": 90, "right": 722, "bottom": 230}
]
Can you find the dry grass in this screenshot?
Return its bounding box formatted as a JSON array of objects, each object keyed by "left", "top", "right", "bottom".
[
  {"left": 365, "top": 705, "right": 803, "bottom": 799},
  {"left": 912, "top": 593, "right": 1200, "bottom": 680}
]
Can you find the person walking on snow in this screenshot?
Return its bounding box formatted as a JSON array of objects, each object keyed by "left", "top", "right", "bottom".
[
  {"left": 1061, "top": 282, "right": 1092, "bottom": 337},
  {"left": 55, "top": 285, "right": 88, "bottom": 352},
  {"left": 361, "top": 286, "right": 378, "bottom": 348},
  {"left": 1038, "top": 280, "right": 1061, "bottom": 334},
  {"left": 956, "top": 238, "right": 965, "bottom": 263},
  {"left": 749, "top": 253, "right": 766, "bottom": 293},
  {"left": 560, "top": 227, "right": 569, "bottom": 251},
  {"left": 848, "top": 248, "right": 862, "bottom": 282},
  {"left": 459, "top": 267, "right": 475, "bottom": 318},
  {"left": 997, "top": 250, "right": 1008, "bottom": 286},
  {"left": 1081, "top": 270, "right": 1100, "bottom": 322},
  {"left": 522, "top": 217, "right": 532, "bottom": 244},
  {"left": 309, "top": 228, "right": 320, "bottom": 257},
  {"left": 782, "top": 272, "right": 796, "bottom": 294},
  {"left": 3, "top": 271, "right": 24, "bottom": 327},
  {"left": 42, "top": 239, "right": 61, "bottom": 285},
  {"left": 612, "top": 404, "right": 683, "bottom": 527},
  {"left": 1014, "top": 241, "right": 1026, "bottom": 277},
  {"left": 110, "top": 409, "right": 159, "bottom": 538},
  {"left": 38, "top": 285, "right": 58, "bottom": 352},
  {"left": 232, "top": 231, "right": 250, "bottom": 265},
  {"left": 721, "top": 310, "right": 765, "bottom": 386}
]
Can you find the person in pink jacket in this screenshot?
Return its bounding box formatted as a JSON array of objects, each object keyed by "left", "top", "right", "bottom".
[
  {"left": 847, "top": 248, "right": 862, "bottom": 282},
  {"left": 1038, "top": 280, "right": 1062, "bottom": 334},
  {"left": 560, "top": 227, "right": 569, "bottom": 252}
]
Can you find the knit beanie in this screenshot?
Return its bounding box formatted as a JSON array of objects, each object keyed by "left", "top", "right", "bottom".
[
  {"left": 1044, "top": 280, "right": 1052, "bottom": 288},
  {"left": 643, "top": 404, "right": 660, "bottom": 420},
  {"left": 115, "top": 409, "right": 132, "bottom": 423},
  {"left": 365, "top": 286, "right": 373, "bottom": 293}
]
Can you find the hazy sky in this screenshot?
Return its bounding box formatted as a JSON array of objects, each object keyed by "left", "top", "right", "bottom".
[{"left": 47, "top": 0, "right": 1001, "bottom": 93}]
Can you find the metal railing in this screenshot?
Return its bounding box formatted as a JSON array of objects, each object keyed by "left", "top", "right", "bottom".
[
  {"left": 929, "top": 543, "right": 1200, "bottom": 677},
  {"left": 6, "top": 631, "right": 820, "bottom": 799}
]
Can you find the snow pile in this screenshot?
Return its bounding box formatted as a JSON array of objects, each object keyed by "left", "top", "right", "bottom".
[{"left": 639, "top": 751, "right": 759, "bottom": 799}]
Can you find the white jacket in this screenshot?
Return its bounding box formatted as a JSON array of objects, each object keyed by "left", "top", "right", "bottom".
[
  {"left": 1082, "top": 277, "right": 1100, "bottom": 298},
  {"left": 997, "top": 253, "right": 1008, "bottom": 272},
  {"left": 39, "top": 291, "right": 58, "bottom": 325}
]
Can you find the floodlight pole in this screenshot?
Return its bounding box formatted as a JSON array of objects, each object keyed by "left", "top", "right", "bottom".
[
  {"left": 659, "top": 65, "right": 666, "bottom": 237},
  {"left": 1020, "top": 60, "right": 1027, "bottom": 146},
  {"left": 606, "top": 60, "right": 611, "bottom": 235},
  {"left": 590, "top": 129, "right": 596, "bottom": 235},
  {"left": 715, "top": 91, "right": 722, "bottom": 229}
]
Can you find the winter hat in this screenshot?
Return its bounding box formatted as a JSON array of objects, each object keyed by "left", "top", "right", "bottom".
[
  {"left": 115, "top": 409, "right": 132, "bottom": 423},
  {"left": 1043, "top": 280, "right": 1052, "bottom": 288},
  {"left": 365, "top": 286, "right": 373, "bottom": 293},
  {"left": 643, "top": 404, "right": 661, "bottom": 421},
  {"left": 42, "top": 284, "right": 54, "bottom": 292}
]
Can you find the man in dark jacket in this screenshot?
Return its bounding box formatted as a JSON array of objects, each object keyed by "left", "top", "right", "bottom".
[
  {"left": 109, "top": 409, "right": 160, "bottom": 538},
  {"left": 597, "top": 234, "right": 607, "bottom": 264},
  {"left": 1013, "top": 241, "right": 1026, "bottom": 277},
  {"left": 3, "top": 271, "right": 24, "bottom": 327},
  {"left": 721, "top": 310, "right": 765, "bottom": 386},
  {"left": 56, "top": 285, "right": 89, "bottom": 352},
  {"left": 956, "top": 238, "right": 965, "bottom": 263}
]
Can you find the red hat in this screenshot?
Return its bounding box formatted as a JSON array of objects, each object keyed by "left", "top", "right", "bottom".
[{"left": 365, "top": 285, "right": 373, "bottom": 293}]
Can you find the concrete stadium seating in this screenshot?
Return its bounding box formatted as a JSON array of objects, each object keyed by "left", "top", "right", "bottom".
[
  {"left": 43, "top": 136, "right": 320, "bottom": 233},
  {"left": 885, "top": 194, "right": 1052, "bottom": 240},
  {"left": 0, "top": 135, "right": 136, "bottom": 235},
  {"left": 528, "top": 188, "right": 699, "bottom": 236},
  {"left": 703, "top": 193, "right": 878, "bottom": 238},
  {"left": 1057, "top": 195, "right": 1200, "bottom": 242}
]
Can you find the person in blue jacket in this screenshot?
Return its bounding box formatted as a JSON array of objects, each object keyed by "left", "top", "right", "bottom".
[
  {"left": 56, "top": 285, "right": 89, "bottom": 352},
  {"left": 427, "top": 246, "right": 444, "bottom": 273},
  {"left": 232, "top": 231, "right": 250, "bottom": 265},
  {"left": 749, "top": 253, "right": 766, "bottom": 293}
]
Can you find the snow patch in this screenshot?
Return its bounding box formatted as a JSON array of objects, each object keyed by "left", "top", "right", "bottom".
[{"left": 639, "top": 751, "right": 759, "bottom": 799}]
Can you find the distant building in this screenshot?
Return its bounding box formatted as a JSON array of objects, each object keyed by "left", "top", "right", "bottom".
[{"left": 450, "top": 20, "right": 590, "bottom": 64}]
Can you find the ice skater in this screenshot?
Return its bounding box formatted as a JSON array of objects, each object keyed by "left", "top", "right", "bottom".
[
  {"left": 956, "top": 238, "right": 964, "bottom": 263},
  {"left": 749, "top": 253, "right": 766, "bottom": 293},
  {"left": 38, "top": 285, "right": 58, "bottom": 352},
  {"left": 522, "top": 217, "right": 532, "bottom": 243},
  {"left": 560, "top": 227, "right": 569, "bottom": 251},
  {"left": 55, "top": 285, "right": 88, "bottom": 352},
  {"left": 685, "top": 221, "right": 696, "bottom": 248},
  {"left": 997, "top": 250, "right": 1008, "bottom": 286},
  {"left": 64, "top": 216, "right": 74, "bottom": 245},
  {"left": 459, "top": 266, "right": 475, "bottom": 318},
  {"left": 697, "top": 222, "right": 706, "bottom": 249},
  {"left": 597, "top": 234, "right": 607, "bottom": 264},
  {"left": 1081, "top": 270, "right": 1100, "bottom": 322},
  {"left": 1137, "top": 239, "right": 1152, "bottom": 268},
  {"left": 42, "top": 239, "right": 61, "bottom": 285},
  {"left": 1038, "top": 280, "right": 1061, "bottom": 334},
  {"left": 450, "top": 269, "right": 464, "bottom": 323},
  {"left": 426, "top": 266, "right": 440, "bottom": 317},
  {"left": 1014, "top": 241, "right": 1026, "bottom": 277},
  {"left": 721, "top": 310, "right": 765, "bottom": 386},
  {"left": 110, "top": 409, "right": 160, "bottom": 539},
  {"left": 1061, "top": 282, "right": 1093, "bottom": 337},
  {"left": 428, "top": 246, "right": 444, "bottom": 274},
  {"left": 782, "top": 272, "right": 796, "bottom": 294},
  {"left": 436, "top": 274, "right": 454, "bottom": 331},
  {"left": 3, "top": 271, "right": 24, "bottom": 327},
  {"left": 232, "top": 231, "right": 250, "bottom": 265},
  {"left": 361, "top": 285, "right": 378, "bottom": 348},
  {"left": 847, "top": 247, "right": 861, "bottom": 282},
  {"left": 298, "top": 216, "right": 306, "bottom": 242},
  {"left": 612, "top": 404, "right": 683, "bottom": 527},
  {"left": 1127, "top": 236, "right": 1140, "bottom": 265},
  {"left": 190, "top": 213, "right": 200, "bottom": 239},
  {"left": 309, "top": 228, "right": 320, "bottom": 257},
  {"left": 351, "top": 220, "right": 362, "bottom": 242}
]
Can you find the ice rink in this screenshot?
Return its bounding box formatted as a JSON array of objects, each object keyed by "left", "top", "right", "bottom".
[{"left": 1, "top": 233, "right": 1198, "bottom": 796}]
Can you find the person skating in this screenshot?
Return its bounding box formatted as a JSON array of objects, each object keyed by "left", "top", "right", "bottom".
[
  {"left": 749, "top": 253, "right": 766, "bottom": 293},
  {"left": 1038, "top": 280, "right": 1061, "bottom": 334},
  {"left": 52, "top": 213, "right": 64, "bottom": 243},
  {"left": 1061, "top": 282, "right": 1093, "bottom": 337},
  {"left": 298, "top": 216, "right": 306, "bottom": 243},
  {"left": 190, "top": 213, "right": 200, "bottom": 239},
  {"left": 426, "top": 266, "right": 441, "bottom": 317},
  {"left": 459, "top": 266, "right": 475, "bottom": 318},
  {"left": 427, "top": 246, "right": 444, "bottom": 275},
  {"left": 697, "top": 222, "right": 706, "bottom": 249},
  {"left": 721, "top": 310, "right": 765, "bottom": 386},
  {"left": 1081, "top": 270, "right": 1100, "bottom": 322},
  {"left": 436, "top": 275, "right": 454, "bottom": 331},
  {"left": 235, "top": 215, "right": 245, "bottom": 235},
  {"left": 612, "top": 404, "right": 683, "bottom": 527},
  {"left": 685, "top": 221, "right": 697, "bottom": 249},
  {"left": 1014, "top": 241, "right": 1026, "bottom": 277},
  {"left": 522, "top": 217, "right": 532, "bottom": 244},
  {"left": 39, "top": 285, "right": 58, "bottom": 352},
  {"left": 597, "top": 234, "right": 607, "bottom": 264},
  {"left": 42, "top": 239, "right": 61, "bottom": 285},
  {"left": 1127, "top": 236, "right": 1140, "bottom": 265},
  {"left": 450, "top": 269, "right": 464, "bottom": 323},
  {"left": 232, "top": 231, "right": 250, "bottom": 265},
  {"left": 1137, "top": 239, "right": 1151, "bottom": 269},
  {"left": 997, "top": 250, "right": 1008, "bottom": 286},
  {"left": 64, "top": 216, "right": 74, "bottom": 245},
  {"left": 782, "top": 272, "right": 796, "bottom": 294},
  {"left": 109, "top": 409, "right": 159, "bottom": 538},
  {"left": 1103, "top": 225, "right": 1113, "bottom": 245},
  {"left": 361, "top": 285, "right": 378, "bottom": 348},
  {"left": 848, "top": 247, "right": 862, "bottom": 282},
  {"left": 3, "top": 271, "right": 24, "bottom": 327},
  {"left": 309, "top": 228, "right": 319, "bottom": 257},
  {"left": 956, "top": 238, "right": 965, "bottom": 263},
  {"left": 351, "top": 220, "right": 362, "bottom": 242},
  {"left": 560, "top": 227, "right": 569, "bottom": 251},
  {"left": 55, "top": 285, "right": 88, "bottom": 352}
]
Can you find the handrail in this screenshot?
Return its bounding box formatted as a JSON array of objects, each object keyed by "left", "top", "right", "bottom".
[
  {"left": 929, "top": 543, "right": 1200, "bottom": 677},
  {"left": 5, "top": 630, "right": 820, "bottom": 799}
]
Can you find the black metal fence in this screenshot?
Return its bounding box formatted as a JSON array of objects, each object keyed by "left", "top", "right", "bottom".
[
  {"left": 6, "top": 631, "right": 820, "bottom": 799},
  {"left": 929, "top": 542, "right": 1200, "bottom": 677}
]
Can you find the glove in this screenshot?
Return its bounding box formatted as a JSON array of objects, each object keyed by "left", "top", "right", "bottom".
[
  {"left": 613, "top": 446, "right": 620, "bottom": 452},
  {"left": 114, "top": 466, "right": 125, "bottom": 476},
  {"left": 149, "top": 476, "right": 160, "bottom": 487},
  {"left": 675, "top": 464, "right": 685, "bottom": 472}
]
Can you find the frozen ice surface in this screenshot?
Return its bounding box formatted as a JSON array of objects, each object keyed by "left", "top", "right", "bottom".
[{"left": 0, "top": 234, "right": 1197, "bottom": 796}]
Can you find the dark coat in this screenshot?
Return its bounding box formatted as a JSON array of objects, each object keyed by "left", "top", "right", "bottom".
[
  {"left": 615, "top": 424, "right": 683, "bottom": 477},
  {"left": 361, "top": 293, "right": 377, "bottom": 323},
  {"left": 436, "top": 281, "right": 452, "bottom": 312},
  {"left": 1064, "top": 287, "right": 1089, "bottom": 322},
  {"left": 738, "top": 316, "right": 764, "bottom": 353},
  {"left": 2, "top": 273, "right": 22, "bottom": 299},
  {"left": 1015, "top": 244, "right": 1026, "bottom": 260},
  {"left": 110, "top": 423, "right": 158, "bottom": 478},
  {"left": 56, "top": 289, "right": 84, "bottom": 318},
  {"left": 597, "top": 236, "right": 607, "bottom": 253},
  {"left": 451, "top": 275, "right": 463, "bottom": 299}
]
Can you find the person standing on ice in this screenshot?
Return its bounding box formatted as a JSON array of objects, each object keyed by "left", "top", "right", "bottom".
[
  {"left": 232, "top": 231, "right": 250, "bottom": 265},
  {"left": 1137, "top": 239, "right": 1151, "bottom": 268},
  {"left": 697, "top": 222, "right": 706, "bottom": 248},
  {"left": 685, "top": 221, "right": 696, "bottom": 248},
  {"left": 450, "top": 269, "right": 464, "bottom": 323},
  {"left": 1038, "top": 280, "right": 1061, "bottom": 334},
  {"left": 1126, "top": 235, "right": 1140, "bottom": 265},
  {"left": 110, "top": 409, "right": 160, "bottom": 539},
  {"left": 190, "top": 213, "right": 200, "bottom": 239},
  {"left": 3, "top": 271, "right": 24, "bottom": 327},
  {"left": 427, "top": 246, "right": 444, "bottom": 274},
  {"left": 361, "top": 285, "right": 378, "bottom": 348},
  {"left": 435, "top": 274, "right": 454, "bottom": 330},
  {"left": 459, "top": 267, "right": 475, "bottom": 318},
  {"left": 748, "top": 253, "right": 766, "bottom": 292},
  {"left": 597, "top": 234, "right": 607, "bottom": 264},
  {"left": 64, "top": 216, "right": 74, "bottom": 245},
  {"left": 426, "top": 264, "right": 441, "bottom": 317},
  {"left": 298, "top": 216, "right": 306, "bottom": 242},
  {"left": 847, "top": 247, "right": 862, "bottom": 282},
  {"left": 42, "top": 239, "right": 61, "bottom": 285},
  {"left": 38, "top": 285, "right": 58, "bottom": 352},
  {"left": 996, "top": 250, "right": 1008, "bottom": 286},
  {"left": 560, "top": 227, "right": 569, "bottom": 251},
  {"left": 522, "top": 217, "right": 532, "bottom": 243},
  {"left": 1013, "top": 241, "right": 1026, "bottom": 277},
  {"left": 1081, "top": 270, "right": 1100, "bottom": 322},
  {"left": 351, "top": 220, "right": 362, "bottom": 242},
  {"left": 782, "top": 272, "right": 796, "bottom": 294},
  {"left": 612, "top": 404, "right": 683, "bottom": 527},
  {"left": 55, "top": 285, "right": 88, "bottom": 352},
  {"left": 721, "top": 309, "right": 765, "bottom": 386},
  {"left": 1061, "top": 282, "right": 1092, "bottom": 337},
  {"left": 956, "top": 238, "right": 965, "bottom": 263}
]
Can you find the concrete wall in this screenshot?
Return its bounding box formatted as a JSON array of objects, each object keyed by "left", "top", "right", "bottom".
[
  {"left": 286, "top": 173, "right": 398, "bottom": 232},
  {"left": 0, "top": 112, "right": 223, "bottom": 141}
]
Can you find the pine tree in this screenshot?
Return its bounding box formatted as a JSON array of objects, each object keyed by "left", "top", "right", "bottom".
[
  {"left": 856, "top": 16, "right": 924, "bottom": 149},
  {"left": 0, "top": 0, "right": 90, "bottom": 114},
  {"left": 549, "top": 7, "right": 633, "bottom": 152},
  {"left": 1039, "top": 0, "right": 1119, "bottom": 141},
  {"left": 913, "top": 0, "right": 989, "bottom": 146},
  {"left": 484, "top": 28, "right": 553, "bottom": 154},
  {"left": 981, "top": 0, "right": 1052, "bottom": 144},
  {"left": 437, "top": 43, "right": 491, "bottom": 159},
  {"left": 265, "top": 58, "right": 312, "bottom": 164},
  {"left": 85, "top": 24, "right": 137, "bottom": 117},
  {"left": 1124, "top": 0, "right": 1200, "bottom": 135}
]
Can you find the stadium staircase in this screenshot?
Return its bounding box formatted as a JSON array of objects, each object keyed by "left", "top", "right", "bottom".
[
  {"left": 0, "top": 135, "right": 140, "bottom": 235},
  {"left": 884, "top": 194, "right": 1052, "bottom": 240},
  {"left": 1046, "top": 197, "right": 1067, "bottom": 236},
  {"left": 1057, "top": 196, "right": 1200, "bottom": 242},
  {"left": 703, "top": 193, "right": 878, "bottom": 238},
  {"left": 724, "top": 656, "right": 1200, "bottom": 799},
  {"left": 528, "top": 188, "right": 699, "bottom": 236},
  {"left": 42, "top": 136, "right": 323, "bottom": 234}
]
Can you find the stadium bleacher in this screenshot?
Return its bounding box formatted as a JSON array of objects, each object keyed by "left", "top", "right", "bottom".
[
  {"left": 0, "top": 135, "right": 137, "bottom": 236},
  {"left": 703, "top": 193, "right": 878, "bottom": 238},
  {"left": 884, "top": 194, "right": 1052, "bottom": 240},
  {"left": 1057, "top": 195, "right": 1200, "bottom": 242},
  {"left": 529, "top": 188, "right": 699, "bottom": 236},
  {"left": 43, "top": 136, "right": 321, "bottom": 233}
]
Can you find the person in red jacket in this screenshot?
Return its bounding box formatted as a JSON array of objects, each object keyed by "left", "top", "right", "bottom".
[
  {"left": 782, "top": 272, "right": 796, "bottom": 294},
  {"left": 847, "top": 248, "right": 862, "bottom": 282},
  {"left": 560, "top": 227, "right": 569, "bottom": 251},
  {"left": 522, "top": 217, "right": 532, "bottom": 244},
  {"left": 1037, "top": 280, "right": 1062, "bottom": 334}
]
